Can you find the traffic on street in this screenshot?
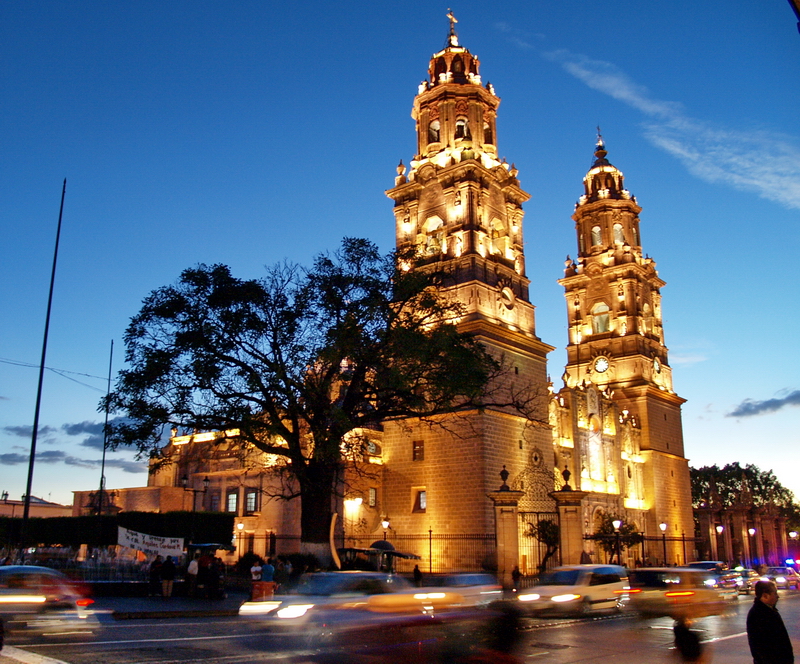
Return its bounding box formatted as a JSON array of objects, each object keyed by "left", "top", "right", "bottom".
[{"left": 3, "top": 583, "right": 800, "bottom": 663}]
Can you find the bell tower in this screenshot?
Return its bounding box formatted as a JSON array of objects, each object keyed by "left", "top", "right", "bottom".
[
  {"left": 386, "top": 16, "right": 546, "bottom": 351},
  {"left": 382, "top": 16, "right": 554, "bottom": 544},
  {"left": 558, "top": 135, "right": 693, "bottom": 544}
]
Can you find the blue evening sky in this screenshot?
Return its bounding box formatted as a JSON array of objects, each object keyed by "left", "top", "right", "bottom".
[{"left": 1, "top": 1, "right": 799, "bottom": 506}]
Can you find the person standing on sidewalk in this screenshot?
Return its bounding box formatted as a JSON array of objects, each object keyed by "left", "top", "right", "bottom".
[
  {"left": 160, "top": 556, "right": 176, "bottom": 598},
  {"left": 747, "top": 579, "right": 794, "bottom": 664},
  {"left": 186, "top": 553, "right": 199, "bottom": 597},
  {"left": 148, "top": 555, "right": 163, "bottom": 596}
]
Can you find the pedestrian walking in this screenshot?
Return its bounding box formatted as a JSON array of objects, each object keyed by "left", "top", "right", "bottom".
[
  {"left": 673, "top": 617, "right": 707, "bottom": 662},
  {"left": 747, "top": 579, "right": 794, "bottom": 664},
  {"left": 413, "top": 564, "right": 423, "bottom": 587},
  {"left": 511, "top": 565, "right": 522, "bottom": 592}
]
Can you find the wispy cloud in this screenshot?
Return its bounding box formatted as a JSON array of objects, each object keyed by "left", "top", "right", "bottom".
[
  {"left": 728, "top": 390, "right": 800, "bottom": 417},
  {"left": 0, "top": 449, "right": 146, "bottom": 474},
  {"left": 668, "top": 353, "right": 708, "bottom": 367},
  {"left": 541, "top": 49, "right": 800, "bottom": 210},
  {"left": 494, "top": 22, "right": 540, "bottom": 50}
]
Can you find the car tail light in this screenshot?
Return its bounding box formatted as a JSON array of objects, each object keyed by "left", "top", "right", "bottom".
[
  {"left": 76, "top": 598, "right": 94, "bottom": 607},
  {"left": 665, "top": 591, "right": 695, "bottom": 597},
  {"left": 626, "top": 588, "right": 642, "bottom": 594}
]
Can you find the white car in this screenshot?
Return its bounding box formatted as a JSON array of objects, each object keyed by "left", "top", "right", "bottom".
[{"left": 517, "top": 564, "right": 629, "bottom": 616}]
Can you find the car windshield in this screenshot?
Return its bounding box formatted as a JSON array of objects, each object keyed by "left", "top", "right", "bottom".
[
  {"left": 538, "top": 569, "right": 581, "bottom": 586},
  {"left": 291, "top": 574, "right": 410, "bottom": 596}
]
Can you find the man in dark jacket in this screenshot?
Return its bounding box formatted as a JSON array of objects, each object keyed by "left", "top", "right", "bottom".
[{"left": 747, "top": 580, "right": 794, "bottom": 663}]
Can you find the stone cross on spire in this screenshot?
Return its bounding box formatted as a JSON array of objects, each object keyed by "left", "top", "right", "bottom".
[{"left": 446, "top": 8, "right": 459, "bottom": 46}]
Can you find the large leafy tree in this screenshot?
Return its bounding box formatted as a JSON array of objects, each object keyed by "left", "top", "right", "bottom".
[
  {"left": 106, "top": 238, "right": 534, "bottom": 558},
  {"left": 690, "top": 462, "right": 800, "bottom": 529}
]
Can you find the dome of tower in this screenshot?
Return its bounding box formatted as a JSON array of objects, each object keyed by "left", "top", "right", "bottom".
[
  {"left": 578, "top": 136, "right": 633, "bottom": 205},
  {"left": 425, "top": 12, "right": 483, "bottom": 88}
]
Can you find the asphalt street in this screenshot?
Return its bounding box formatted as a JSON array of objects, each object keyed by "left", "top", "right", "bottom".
[{"left": 3, "top": 591, "right": 799, "bottom": 663}]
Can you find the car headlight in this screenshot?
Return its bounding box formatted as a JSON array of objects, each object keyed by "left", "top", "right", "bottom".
[
  {"left": 552, "top": 594, "right": 582, "bottom": 603},
  {"left": 776, "top": 576, "right": 787, "bottom": 584},
  {"left": 517, "top": 593, "right": 540, "bottom": 602},
  {"left": 276, "top": 604, "right": 314, "bottom": 619},
  {"left": 239, "top": 601, "right": 281, "bottom": 615}
]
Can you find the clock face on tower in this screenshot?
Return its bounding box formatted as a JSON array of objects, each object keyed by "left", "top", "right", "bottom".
[
  {"left": 593, "top": 356, "right": 610, "bottom": 373},
  {"left": 653, "top": 358, "right": 661, "bottom": 374}
]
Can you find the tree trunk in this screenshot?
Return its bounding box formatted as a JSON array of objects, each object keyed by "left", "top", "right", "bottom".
[{"left": 298, "top": 460, "right": 339, "bottom": 568}]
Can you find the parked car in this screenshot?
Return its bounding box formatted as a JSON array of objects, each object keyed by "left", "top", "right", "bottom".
[
  {"left": 516, "top": 564, "right": 628, "bottom": 616},
  {"left": 762, "top": 567, "right": 800, "bottom": 590},
  {"left": 0, "top": 565, "right": 96, "bottom": 646},
  {"left": 627, "top": 567, "right": 737, "bottom": 619},
  {"left": 417, "top": 573, "right": 502, "bottom": 607},
  {"left": 731, "top": 568, "right": 761, "bottom": 594}
]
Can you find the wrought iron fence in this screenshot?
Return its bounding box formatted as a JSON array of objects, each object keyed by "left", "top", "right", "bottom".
[{"left": 518, "top": 511, "right": 560, "bottom": 580}]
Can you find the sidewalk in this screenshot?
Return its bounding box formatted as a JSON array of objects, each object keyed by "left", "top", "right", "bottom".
[{"left": 92, "top": 589, "right": 249, "bottom": 620}]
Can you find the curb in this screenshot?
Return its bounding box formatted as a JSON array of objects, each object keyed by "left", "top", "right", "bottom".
[{"left": 111, "top": 608, "right": 240, "bottom": 620}]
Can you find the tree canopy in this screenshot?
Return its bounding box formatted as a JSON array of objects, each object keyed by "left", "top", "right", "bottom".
[
  {"left": 690, "top": 462, "right": 800, "bottom": 528},
  {"left": 590, "top": 513, "right": 643, "bottom": 563},
  {"left": 106, "top": 238, "right": 533, "bottom": 555}
]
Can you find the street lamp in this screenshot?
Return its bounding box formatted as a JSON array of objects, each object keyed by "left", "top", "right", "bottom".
[
  {"left": 748, "top": 527, "right": 756, "bottom": 568},
  {"left": 612, "top": 519, "right": 622, "bottom": 566},
  {"left": 381, "top": 517, "right": 390, "bottom": 541},
  {"left": 715, "top": 524, "right": 724, "bottom": 564},
  {"left": 659, "top": 522, "right": 668, "bottom": 565},
  {"left": 180, "top": 475, "right": 210, "bottom": 510}
]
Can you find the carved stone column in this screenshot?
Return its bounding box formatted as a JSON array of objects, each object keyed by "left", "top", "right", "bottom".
[
  {"left": 549, "top": 488, "right": 589, "bottom": 565},
  {"left": 487, "top": 486, "right": 525, "bottom": 590}
]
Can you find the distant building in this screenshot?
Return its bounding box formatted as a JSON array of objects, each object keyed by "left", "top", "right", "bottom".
[
  {"left": 72, "top": 18, "right": 695, "bottom": 571},
  {"left": 0, "top": 494, "right": 71, "bottom": 518}
]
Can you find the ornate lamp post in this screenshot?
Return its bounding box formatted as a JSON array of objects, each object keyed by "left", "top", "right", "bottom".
[
  {"left": 612, "top": 519, "right": 622, "bottom": 566},
  {"left": 659, "top": 522, "right": 668, "bottom": 565},
  {"left": 381, "top": 517, "right": 390, "bottom": 541},
  {"left": 748, "top": 527, "right": 756, "bottom": 569},
  {"left": 180, "top": 475, "right": 210, "bottom": 511},
  {"left": 715, "top": 524, "right": 724, "bottom": 564}
]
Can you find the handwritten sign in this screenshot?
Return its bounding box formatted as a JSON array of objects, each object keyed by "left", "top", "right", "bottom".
[{"left": 118, "top": 526, "right": 184, "bottom": 558}]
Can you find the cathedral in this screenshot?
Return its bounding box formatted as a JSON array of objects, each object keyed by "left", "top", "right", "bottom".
[
  {"left": 381, "top": 17, "right": 693, "bottom": 571},
  {"left": 75, "top": 18, "right": 694, "bottom": 575}
]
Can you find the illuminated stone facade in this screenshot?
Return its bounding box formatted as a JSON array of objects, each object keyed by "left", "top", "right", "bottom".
[
  {"left": 383, "top": 21, "right": 694, "bottom": 568},
  {"left": 554, "top": 139, "right": 694, "bottom": 564},
  {"left": 383, "top": 22, "right": 554, "bottom": 553}
]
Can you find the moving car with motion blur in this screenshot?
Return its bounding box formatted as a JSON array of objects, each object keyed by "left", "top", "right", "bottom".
[
  {"left": 516, "top": 564, "right": 628, "bottom": 616},
  {"left": 762, "top": 566, "right": 800, "bottom": 590},
  {"left": 416, "top": 573, "right": 502, "bottom": 607},
  {"left": 239, "top": 570, "right": 512, "bottom": 658},
  {"left": 627, "top": 567, "right": 737, "bottom": 619},
  {"left": 239, "top": 571, "right": 416, "bottom": 622},
  {"left": 0, "top": 565, "right": 96, "bottom": 646}
]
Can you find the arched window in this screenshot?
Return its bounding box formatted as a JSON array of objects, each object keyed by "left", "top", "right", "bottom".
[
  {"left": 483, "top": 121, "right": 493, "bottom": 144},
  {"left": 455, "top": 117, "right": 470, "bottom": 140},
  {"left": 613, "top": 223, "right": 624, "bottom": 244},
  {"left": 451, "top": 56, "right": 464, "bottom": 74},
  {"left": 591, "top": 226, "right": 602, "bottom": 246},
  {"left": 592, "top": 302, "right": 610, "bottom": 334},
  {"left": 428, "top": 120, "right": 440, "bottom": 144}
]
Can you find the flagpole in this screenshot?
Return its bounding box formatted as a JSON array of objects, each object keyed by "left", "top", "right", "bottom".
[{"left": 20, "top": 179, "right": 67, "bottom": 561}]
